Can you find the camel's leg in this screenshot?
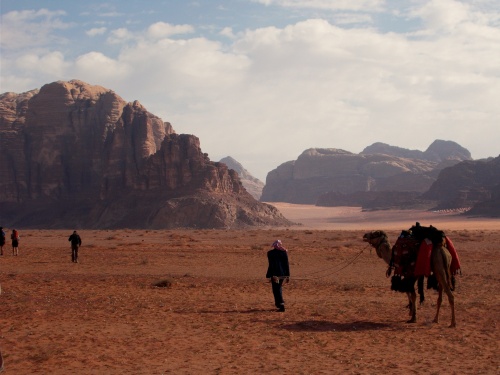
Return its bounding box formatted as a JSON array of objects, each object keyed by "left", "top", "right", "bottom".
[
  {"left": 433, "top": 286, "right": 443, "bottom": 324},
  {"left": 417, "top": 276, "right": 425, "bottom": 305},
  {"left": 444, "top": 286, "right": 456, "bottom": 328},
  {"left": 407, "top": 291, "right": 417, "bottom": 323},
  {"left": 406, "top": 293, "right": 412, "bottom": 316},
  {"left": 432, "top": 245, "right": 456, "bottom": 328}
]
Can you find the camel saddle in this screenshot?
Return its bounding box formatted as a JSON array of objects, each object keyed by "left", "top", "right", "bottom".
[
  {"left": 392, "top": 225, "right": 462, "bottom": 278},
  {"left": 391, "top": 233, "right": 421, "bottom": 277}
]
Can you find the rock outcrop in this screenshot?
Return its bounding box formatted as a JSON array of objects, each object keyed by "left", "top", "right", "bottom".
[
  {"left": 423, "top": 156, "right": 500, "bottom": 216},
  {"left": 260, "top": 145, "right": 467, "bottom": 204},
  {"left": 0, "top": 80, "right": 290, "bottom": 228},
  {"left": 219, "top": 156, "right": 264, "bottom": 200}
]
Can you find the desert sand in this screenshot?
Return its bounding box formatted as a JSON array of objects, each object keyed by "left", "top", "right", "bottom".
[{"left": 0, "top": 205, "right": 499, "bottom": 374}]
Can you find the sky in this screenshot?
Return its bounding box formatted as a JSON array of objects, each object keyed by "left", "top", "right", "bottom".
[{"left": 1, "top": 0, "right": 499, "bottom": 181}]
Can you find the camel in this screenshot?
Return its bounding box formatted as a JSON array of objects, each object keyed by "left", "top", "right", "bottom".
[{"left": 363, "top": 230, "right": 456, "bottom": 328}]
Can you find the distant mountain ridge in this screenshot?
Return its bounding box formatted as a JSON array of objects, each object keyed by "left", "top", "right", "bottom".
[
  {"left": 261, "top": 141, "right": 471, "bottom": 204},
  {"left": 261, "top": 141, "right": 499, "bottom": 217},
  {"left": 219, "top": 156, "right": 264, "bottom": 200},
  {"left": 0, "top": 80, "right": 290, "bottom": 228},
  {"left": 361, "top": 140, "right": 472, "bottom": 162}
]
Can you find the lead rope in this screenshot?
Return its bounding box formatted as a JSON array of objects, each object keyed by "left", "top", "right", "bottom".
[{"left": 275, "top": 244, "right": 370, "bottom": 281}]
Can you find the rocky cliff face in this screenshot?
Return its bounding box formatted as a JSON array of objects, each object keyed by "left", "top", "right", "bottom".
[
  {"left": 423, "top": 156, "right": 500, "bottom": 216},
  {"left": 261, "top": 143, "right": 471, "bottom": 205},
  {"left": 0, "top": 80, "right": 290, "bottom": 228},
  {"left": 219, "top": 156, "right": 264, "bottom": 200}
]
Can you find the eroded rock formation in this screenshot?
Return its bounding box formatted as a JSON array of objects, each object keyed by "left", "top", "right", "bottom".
[
  {"left": 219, "top": 156, "right": 264, "bottom": 200},
  {"left": 423, "top": 156, "right": 500, "bottom": 216},
  {"left": 0, "top": 80, "right": 290, "bottom": 228},
  {"left": 261, "top": 143, "right": 471, "bottom": 205}
]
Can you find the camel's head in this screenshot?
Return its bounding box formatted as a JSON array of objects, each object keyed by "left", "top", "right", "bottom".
[
  {"left": 363, "top": 230, "right": 392, "bottom": 263},
  {"left": 362, "top": 230, "right": 388, "bottom": 246}
]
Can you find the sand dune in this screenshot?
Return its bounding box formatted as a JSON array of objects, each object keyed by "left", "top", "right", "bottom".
[{"left": 0, "top": 206, "right": 498, "bottom": 374}]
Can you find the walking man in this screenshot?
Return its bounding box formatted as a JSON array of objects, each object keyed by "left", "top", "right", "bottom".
[
  {"left": 0, "top": 227, "right": 5, "bottom": 256},
  {"left": 68, "top": 230, "right": 82, "bottom": 263},
  {"left": 266, "top": 240, "right": 290, "bottom": 312}
]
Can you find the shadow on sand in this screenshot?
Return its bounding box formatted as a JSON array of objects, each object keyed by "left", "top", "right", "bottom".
[
  {"left": 280, "top": 320, "right": 392, "bottom": 332},
  {"left": 175, "top": 308, "right": 276, "bottom": 314}
]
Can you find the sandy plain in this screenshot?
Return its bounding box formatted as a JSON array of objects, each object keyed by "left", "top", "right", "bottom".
[{"left": 0, "top": 204, "right": 499, "bottom": 374}]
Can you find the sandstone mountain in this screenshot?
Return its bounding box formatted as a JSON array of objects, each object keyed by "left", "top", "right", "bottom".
[
  {"left": 219, "top": 156, "right": 264, "bottom": 200},
  {"left": 361, "top": 140, "right": 471, "bottom": 162},
  {"left": 261, "top": 142, "right": 471, "bottom": 205},
  {"left": 0, "top": 80, "right": 290, "bottom": 229},
  {"left": 423, "top": 155, "right": 500, "bottom": 217}
]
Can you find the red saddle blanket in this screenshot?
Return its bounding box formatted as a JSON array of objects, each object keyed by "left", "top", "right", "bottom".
[
  {"left": 446, "top": 236, "right": 461, "bottom": 275},
  {"left": 414, "top": 239, "right": 433, "bottom": 276},
  {"left": 414, "top": 236, "right": 461, "bottom": 276},
  {"left": 393, "top": 236, "right": 461, "bottom": 277}
]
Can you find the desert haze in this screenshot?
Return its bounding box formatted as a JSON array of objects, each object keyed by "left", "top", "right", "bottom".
[{"left": 0, "top": 205, "right": 499, "bottom": 374}]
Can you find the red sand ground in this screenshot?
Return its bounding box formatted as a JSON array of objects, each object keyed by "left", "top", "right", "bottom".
[{"left": 0, "top": 205, "right": 499, "bottom": 374}]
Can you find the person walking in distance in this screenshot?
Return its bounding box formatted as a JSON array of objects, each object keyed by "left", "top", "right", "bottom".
[
  {"left": 266, "top": 240, "right": 290, "bottom": 312},
  {"left": 68, "top": 231, "right": 82, "bottom": 263},
  {"left": 11, "top": 229, "right": 20, "bottom": 256},
  {"left": 0, "top": 227, "right": 5, "bottom": 256}
]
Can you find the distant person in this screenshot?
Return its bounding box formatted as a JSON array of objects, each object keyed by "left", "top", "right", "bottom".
[
  {"left": 11, "top": 229, "right": 20, "bottom": 256},
  {"left": 0, "top": 227, "right": 5, "bottom": 256},
  {"left": 266, "top": 240, "right": 290, "bottom": 312},
  {"left": 68, "top": 230, "right": 82, "bottom": 263}
]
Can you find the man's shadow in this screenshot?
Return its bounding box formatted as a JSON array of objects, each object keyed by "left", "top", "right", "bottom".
[
  {"left": 197, "top": 308, "right": 275, "bottom": 314},
  {"left": 280, "top": 320, "right": 392, "bottom": 332}
]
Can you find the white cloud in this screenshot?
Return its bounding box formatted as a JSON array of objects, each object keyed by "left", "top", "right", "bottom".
[
  {"left": 0, "top": 9, "right": 70, "bottom": 50},
  {"left": 220, "top": 27, "right": 236, "bottom": 39},
  {"left": 147, "top": 22, "right": 194, "bottom": 39},
  {"left": 409, "top": 0, "right": 500, "bottom": 35},
  {"left": 1, "top": 2, "right": 499, "bottom": 179},
  {"left": 111, "top": 36, "right": 250, "bottom": 104},
  {"left": 74, "top": 52, "right": 131, "bottom": 81},
  {"left": 253, "top": 0, "right": 385, "bottom": 12},
  {"left": 107, "top": 28, "right": 135, "bottom": 44},
  {"left": 410, "top": 0, "right": 470, "bottom": 32},
  {"left": 17, "top": 51, "right": 68, "bottom": 76},
  {"left": 86, "top": 27, "right": 107, "bottom": 36}
]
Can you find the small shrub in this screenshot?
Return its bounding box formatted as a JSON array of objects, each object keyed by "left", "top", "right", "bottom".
[{"left": 153, "top": 279, "right": 173, "bottom": 288}]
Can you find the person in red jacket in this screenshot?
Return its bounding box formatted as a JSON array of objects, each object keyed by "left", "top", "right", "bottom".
[
  {"left": 266, "top": 240, "right": 290, "bottom": 312},
  {"left": 11, "top": 229, "right": 19, "bottom": 256}
]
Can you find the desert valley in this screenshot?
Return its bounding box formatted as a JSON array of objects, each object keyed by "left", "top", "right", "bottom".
[
  {"left": 2, "top": 0, "right": 500, "bottom": 371},
  {"left": 0, "top": 205, "right": 498, "bottom": 374},
  {"left": 1, "top": 79, "right": 499, "bottom": 375}
]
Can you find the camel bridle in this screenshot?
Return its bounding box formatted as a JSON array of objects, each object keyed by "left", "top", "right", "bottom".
[{"left": 365, "top": 232, "right": 390, "bottom": 259}]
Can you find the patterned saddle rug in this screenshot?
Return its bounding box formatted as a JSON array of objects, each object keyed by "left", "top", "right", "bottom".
[
  {"left": 392, "top": 233, "right": 461, "bottom": 278},
  {"left": 392, "top": 235, "right": 421, "bottom": 277}
]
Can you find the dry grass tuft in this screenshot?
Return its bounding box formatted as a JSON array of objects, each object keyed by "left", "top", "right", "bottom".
[{"left": 153, "top": 278, "right": 174, "bottom": 288}]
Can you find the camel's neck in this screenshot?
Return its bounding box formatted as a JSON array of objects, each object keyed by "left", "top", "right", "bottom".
[
  {"left": 371, "top": 237, "right": 392, "bottom": 265},
  {"left": 380, "top": 241, "right": 392, "bottom": 265}
]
